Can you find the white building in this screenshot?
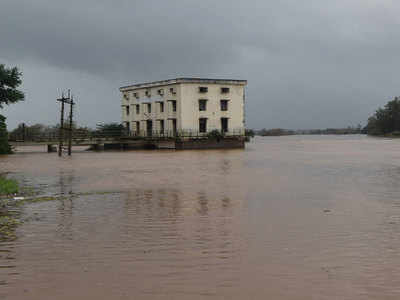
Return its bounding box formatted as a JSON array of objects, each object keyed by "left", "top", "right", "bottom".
[{"left": 119, "top": 78, "right": 247, "bottom": 137}]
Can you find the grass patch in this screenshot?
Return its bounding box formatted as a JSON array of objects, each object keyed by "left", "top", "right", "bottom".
[{"left": 0, "top": 176, "right": 18, "bottom": 196}]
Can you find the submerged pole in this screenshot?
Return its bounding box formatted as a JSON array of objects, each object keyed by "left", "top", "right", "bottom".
[
  {"left": 68, "top": 95, "right": 74, "bottom": 156},
  {"left": 58, "top": 92, "right": 66, "bottom": 157}
]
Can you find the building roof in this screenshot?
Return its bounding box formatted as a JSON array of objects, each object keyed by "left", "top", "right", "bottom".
[{"left": 119, "top": 77, "right": 247, "bottom": 91}]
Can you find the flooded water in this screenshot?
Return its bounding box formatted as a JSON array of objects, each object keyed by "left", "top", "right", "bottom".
[{"left": 1, "top": 135, "right": 400, "bottom": 299}]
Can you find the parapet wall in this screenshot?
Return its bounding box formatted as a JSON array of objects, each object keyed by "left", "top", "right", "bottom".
[
  {"left": 175, "top": 138, "right": 245, "bottom": 150},
  {"left": 95, "top": 137, "right": 245, "bottom": 151}
]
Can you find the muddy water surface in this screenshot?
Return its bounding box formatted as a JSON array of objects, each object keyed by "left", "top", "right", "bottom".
[{"left": 1, "top": 135, "right": 400, "bottom": 299}]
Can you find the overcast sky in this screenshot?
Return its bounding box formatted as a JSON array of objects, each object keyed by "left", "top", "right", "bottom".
[{"left": 1, "top": 0, "right": 400, "bottom": 130}]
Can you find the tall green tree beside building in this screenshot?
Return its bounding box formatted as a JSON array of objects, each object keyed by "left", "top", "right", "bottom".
[{"left": 0, "top": 64, "right": 25, "bottom": 154}]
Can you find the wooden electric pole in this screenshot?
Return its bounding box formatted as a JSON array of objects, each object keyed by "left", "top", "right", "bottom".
[
  {"left": 67, "top": 95, "right": 74, "bottom": 156},
  {"left": 57, "top": 90, "right": 74, "bottom": 157}
]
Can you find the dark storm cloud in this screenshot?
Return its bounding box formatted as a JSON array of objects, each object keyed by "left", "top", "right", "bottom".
[
  {"left": 1, "top": 0, "right": 400, "bottom": 129},
  {"left": 0, "top": 0, "right": 241, "bottom": 78}
]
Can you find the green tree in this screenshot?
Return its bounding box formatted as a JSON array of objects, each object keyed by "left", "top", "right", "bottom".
[
  {"left": 96, "top": 123, "right": 125, "bottom": 137},
  {"left": 0, "top": 64, "right": 25, "bottom": 108},
  {"left": 366, "top": 97, "right": 400, "bottom": 135},
  {"left": 0, "top": 64, "right": 25, "bottom": 154},
  {"left": 245, "top": 129, "right": 255, "bottom": 138},
  {"left": 0, "top": 115, "right": 12, "bottom": 154}
]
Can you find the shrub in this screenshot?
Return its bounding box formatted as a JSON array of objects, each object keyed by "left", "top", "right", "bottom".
[
  {"left": 0, "top": 115, "right": 12, "bottom": 154},
  {"left": 207, "top": 130, "right": 224, "bottom": 140},
  {"left": 0, "top": 177, "right": 18, "bottom": 196}
]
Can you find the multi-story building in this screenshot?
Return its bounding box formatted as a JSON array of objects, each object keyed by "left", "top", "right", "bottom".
[{"left": 119, "top": 78, "right": 247, "bottom": 137}]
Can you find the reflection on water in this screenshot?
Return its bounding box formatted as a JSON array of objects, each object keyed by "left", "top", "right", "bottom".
[{"left": 1, "top": 135, "right": 400, "bottom": 299}]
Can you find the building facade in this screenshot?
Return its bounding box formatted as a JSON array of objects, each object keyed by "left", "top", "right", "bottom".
[{"left": 119, "top": 78, "right": 247, "bottom": 137}]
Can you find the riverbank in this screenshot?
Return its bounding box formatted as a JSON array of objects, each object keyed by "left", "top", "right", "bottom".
[
  {"left": 0, "top": 175, "right": 20, "bottom": 241},
  {"left": 368, "top": 132, "right": 400, "bottom": 138},
  {"left": 0, "top": 176, "right": 61, "bottom": 241}
]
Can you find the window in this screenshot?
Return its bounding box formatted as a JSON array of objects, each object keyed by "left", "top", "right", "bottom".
[
  {"left": 133, "top": 92, "right": 139, "bottom": 99},
  {"left": 199, "top": 118, "right": 207, "bottom": 133},
  {"left": 221, "top": 87, "right": 230, "bottom": 94},
  {"left": 158, "top": 89, "right": 164, "bottom": 96},
  {"left": 159, "top": 102, "right": 164, "bottom": 113},
  {"left": 136, "top": 104, "right": 140, "bottom": 114},
  {"left": 126, "top": 105, "right": 130, "bottom": 115},
  {"left": 172, "top": 100, "right": 177, "bottom": 112},
  {"left": 220, "top": 100, "right": 229, "bottom": 111},
  {"left": 147, "top": 103, "right": 151, "bottom": 113},
  {"left": 123, "top": 93, "right": 129, "bottom": 100},
  {"left": 199, "top": 99, "right": 207, "bottom": 111},
  {"left": 136, "top": 121, "right": 140, "bottom": 134},
  {"left": 221, "top": 118, "right": 229, "bottom": 133},
  {"left": 170, "top": 87, "right": 176, "bottom": 95},
  {"left": 145, "top": 90, "right": 151, "bottom": 97},
  {"left": 199, "top": 86, "right": 208, "bottom": 93}
]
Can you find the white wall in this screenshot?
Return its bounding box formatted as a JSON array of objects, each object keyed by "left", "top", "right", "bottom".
[
  {"left": 121, "top": 81, "right": 245, "bottom": 135},
  {"left": 180, "top": 83, "right": 244, "bottom": 133}
]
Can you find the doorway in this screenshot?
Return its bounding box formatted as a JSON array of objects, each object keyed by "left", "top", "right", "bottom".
[
  {"left": 221, "top": 118, "right": 228, "bottom": 133},
  {"left": 172, "top": 119, "right": 177, "bottom": 135},
  {"left": 146, "top": 120, "right": 153, "bottom": 137}
]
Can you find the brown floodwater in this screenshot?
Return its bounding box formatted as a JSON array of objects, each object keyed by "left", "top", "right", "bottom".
[{"left": 1, "top": 135, "right": 400, "bottom": 299}]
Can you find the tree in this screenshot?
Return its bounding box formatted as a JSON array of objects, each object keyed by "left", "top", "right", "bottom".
[
  {"left": 0, "top": 64, "right": 25, "bottom": 108},
  {"left": 245, "top": 129, "right": 255, "bottom": 138},
  {"left": 366, "top": 97, "right": 400, "bottom": 135},
  {"left": 0, "top": 64, "right": 24, "bottom": 154},
  {"left": 0, "top": 115, "right": 12, "bottom": 154},
  {"left": 96, "top": 123, "right": 125, "bottom": 137}
]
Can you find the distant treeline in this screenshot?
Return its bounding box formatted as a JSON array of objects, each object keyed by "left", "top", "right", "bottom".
[
  {"left": 364, "top": 97, "right": 400, "bottom": 136},
  {"left": 8, "top": 122, "right": 126, "bottom": 141},
  {"left": 256, "top": 95, "right": 400, "bottom": 137},
  {"left": 256, "top": 126, "right": 363, "bottom": 136}
]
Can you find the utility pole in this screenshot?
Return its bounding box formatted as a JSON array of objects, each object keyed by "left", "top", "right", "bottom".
[
  {"left": 57, "top": 90, "right": 74, "bottom": 157},
  {"left": 67, "top": 95, "right": 74, "bottom": 156}
]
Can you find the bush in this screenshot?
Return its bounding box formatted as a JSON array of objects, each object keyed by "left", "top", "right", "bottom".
[
  {"left": 0, "top": 177, "right": 18, "bottom": 196},
  {"left": 245, "top": 129, "right": 255, "bottom": 138},
  {"left": 96, "top": 123, "right": 125, "bottom": 137},
  {"left": 207, "top": 130, "right": 224, "bottom": 140},
  {"left": 0, "top": 115, "right": 12, "bottom": 154},
  {"left": 391, "top": 131, "right": 400, "bottom": 136}
]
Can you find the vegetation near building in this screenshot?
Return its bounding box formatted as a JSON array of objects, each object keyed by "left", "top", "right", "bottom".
[
  {"left": 0, "top": 64, "right": 25, "bottom": 154},
  {"left": 8, "top": 122, "right": 116, "bottom": 141},
  {"left": 365, "top": 97, "right": 400, "bottom": 136},
  {"left": 95, "top": 123, "right": 125, "bottom": 137}
]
